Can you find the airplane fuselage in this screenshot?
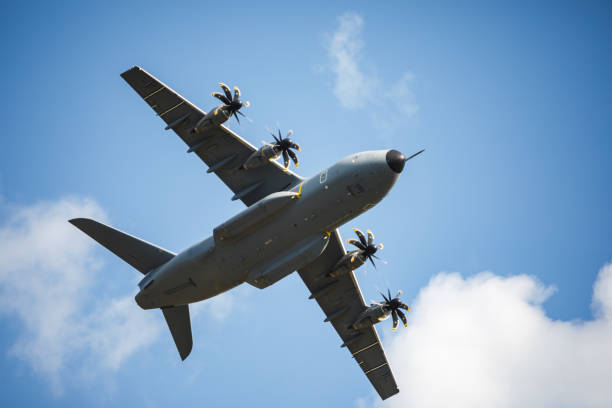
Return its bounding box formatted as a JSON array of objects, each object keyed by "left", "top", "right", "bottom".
[{"left": 135, "top": 150, "right": 404, "bottom": 309}]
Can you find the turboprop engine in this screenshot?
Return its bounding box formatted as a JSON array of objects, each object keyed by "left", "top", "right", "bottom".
[
  {"left": 242, "top": 129, "right": 300, "bottom": 171},
  {"left": 351, "top": 303, "right": 390, "bottom": 330},
  {"left": 241, "top": 143, "right": 281, "bottom": 170},
  {"left": 192, "top": 106, "right": 230, "bottom": 134},
  {"left": 351, "top": 290, "right": 410, "bottom": 331},
  {"left": 329, "top": 228, "right": 383, "bottom": 277},
  {"left": 329, "top": 251, "right": 366, "bottom": 278},
  {"left": 192, "top": 82, "right": 249, "bottom": 134}
]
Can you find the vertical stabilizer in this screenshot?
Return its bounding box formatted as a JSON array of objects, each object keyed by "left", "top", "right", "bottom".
[{"left": 161, "top": 305, "right": 193, "bottom": 360}]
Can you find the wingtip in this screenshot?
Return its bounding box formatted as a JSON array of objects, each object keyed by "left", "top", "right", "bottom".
[
  {"left": 68, "top": 217, "right": 88, "bottom": 226},
  {"left": 120, "top": 66, "right": 141, "bottom": 78}
]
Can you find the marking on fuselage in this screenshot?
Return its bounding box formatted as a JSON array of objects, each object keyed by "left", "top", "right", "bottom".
[{"left": 319, "top": 169, "right": 328, "bottom": 183}]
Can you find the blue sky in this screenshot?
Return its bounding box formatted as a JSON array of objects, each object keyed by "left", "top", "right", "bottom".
[{"left": 1, "top": 1, "right": 611, "bottom": 407}]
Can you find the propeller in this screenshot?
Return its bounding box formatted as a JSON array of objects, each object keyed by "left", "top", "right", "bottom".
[
  {"left": 346, "top": 229, "right": 384, "bottom": 269},
  {"left": 211, "top": 83, "right": 250, "bottom": 124},
  {"left": 380, "top": 289, "right": 410, "bottom": 331},
  {"left": 267, "top": 129, "right": 301, "bottom": 170}
]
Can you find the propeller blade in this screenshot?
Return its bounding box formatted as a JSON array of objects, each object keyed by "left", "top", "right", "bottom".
[
  {"left": 396, "top": 290, "right": 403, "bottom": 297},
  {"left": 367, "top": 230, "right": 374, "bottom": 246},
  {"left": 392, "top": 310, "right": 399, "bottom": 331},
  {"left": 405, "top": 149, "right": 425, "bottom": 162},
  {"left": 380, "top": 291, "right": 389, "bottom": 303},
  {"left": 291, "top": 143, "right": 301, "bottom": 151},
  {"left": 212, "top": 92, "right": 231, "bottom": 105},
  {"left": 233, "top": 86, "right": 241, "bottom": 100},
  {"left": 270, "top": 132, "right": 280, "bottom": 143},
  {"left": 286, "top": 129, "right": 293, "bottom": 138},
  {"left": 219, "top": 83, "right": 232, "bottom": 101},
  {"left": 282, "top": 150, "right": 290, "bottom": 168},
  {"left": 278, "top": 129, "right": 283, "bottom": 141},
  {"left": 396, "top": 309, "right": 408, "bottom": 327},
  {"left": 353, "top": 229, "right": 367, "bottom": 246},
  {"left": 233, "top": 111, "right": 240, "bottom": 124},
  {"left": 287, "top": 149, "right": 299, "bottom": 168},
  {"left": 346, "top": 239, "right": 366, "bottom": 251},
  {"left": 243, "top": 101, "right": 250, "bottom": 107},
  {"left": 388, "top": 289, "right": 392, "bottom": 302},
  {"left": 237, "top": 110, "right": 246, "bottom": 117},
  {"left": 369, "top": 255, "right": 377, "bottom": 269},
  {"left": 399, "top": 303, "right": 410, "bottom": 312}
]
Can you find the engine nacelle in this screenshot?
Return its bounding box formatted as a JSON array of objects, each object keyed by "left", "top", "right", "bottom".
[
  {"left": 192, "top": 106, "right": 230, "bottom": 134},
  {"left": 328, "top": 251, "right": 366, "bottom": 278},
  {"left": 241, "top": 144, "right": 281, "bottom": 170},
  {"left": 351, "top": 304, "right": 390, "bottom": 330}
]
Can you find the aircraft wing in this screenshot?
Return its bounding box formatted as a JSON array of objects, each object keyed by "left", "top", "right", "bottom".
[
  {"left": 120, "top": 66, "right": 302, "bottom": 206},
  {"left": 298, "top": 230, "right": 399, "bottom": 400}
]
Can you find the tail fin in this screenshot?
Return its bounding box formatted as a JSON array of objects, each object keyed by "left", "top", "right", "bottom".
[
  {"left": 69, "top": 218, "right": 175, "bottom": 274},
  {"left": 162, "top": 305, "right": 193, "bottom": 360}
]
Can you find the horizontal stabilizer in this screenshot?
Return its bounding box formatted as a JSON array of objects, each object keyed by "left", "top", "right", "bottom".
[
  {"left": 162, "top": 305, "right": 193, "bottom": 360},
  {"left": 69, "top": 218, "right": 175, "bottom": 274}
]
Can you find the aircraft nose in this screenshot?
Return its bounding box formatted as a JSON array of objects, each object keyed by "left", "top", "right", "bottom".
[{"left": 386, "top": 149, "right": 406, "bottom": 173}]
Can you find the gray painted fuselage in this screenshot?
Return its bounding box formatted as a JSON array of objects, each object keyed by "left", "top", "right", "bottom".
[{"left": 135, "top": 150, "right": 400, "bottom": 310}]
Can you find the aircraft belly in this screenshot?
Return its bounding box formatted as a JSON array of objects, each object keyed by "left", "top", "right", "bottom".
[
  {"left": 216, "top": 170, "right": 370, "bottom": 289},
  {"left": 136, "top": 151, "right": 399, "bottom": 309},
  {"left": 136, "top": 237, "right": 245, "bottom": 308}
]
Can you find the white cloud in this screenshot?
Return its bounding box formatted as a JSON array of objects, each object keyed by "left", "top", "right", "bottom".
[
  {"left": 391, "top": 72, "right": 418, "bottom": 117},
  {"left": 327, "top": 13, "right": 418, "bottom": 119},
  {"left": 191, "top": 291, "right": 234, "bottom": 322},
  {"left": 0, "top": 197, "right": 161, "bottom": 394},
  {"left": 371, "top": 264, "right": 612, "bottom": 408},
  {"left": 328, "top": 13, "right": 373, "bottom": 109}
]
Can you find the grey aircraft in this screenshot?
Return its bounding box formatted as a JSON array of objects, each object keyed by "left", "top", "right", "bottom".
[{"left": 70, "top": 67, "right": 422, "bottom": 401}]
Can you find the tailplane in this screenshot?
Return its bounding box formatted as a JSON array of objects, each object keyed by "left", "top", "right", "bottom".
[
  {"left": 71, "top": 218, "right": 193, "bottom": 360},
  {"left": 162, "top": 305, "right": 193, "bottom": 360},
  {"left": 69, "top": 218, "right": 175, "bottom": 274}
]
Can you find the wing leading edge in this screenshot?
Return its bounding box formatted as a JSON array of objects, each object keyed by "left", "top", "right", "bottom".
[
  {"left": 298, "top": 230, "right": 399, "bottom": 400},
  {"left": 120, "top": 66, "right": 302, "bottom": 206}
]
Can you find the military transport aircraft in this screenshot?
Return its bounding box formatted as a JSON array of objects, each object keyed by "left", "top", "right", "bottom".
[{"left": 70, "top": 67, "right": 423, "bottom": 401}]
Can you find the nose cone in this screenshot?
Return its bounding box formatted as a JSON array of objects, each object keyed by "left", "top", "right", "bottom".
[{"left": 386, "top": 150, "right": 406, "bottom": 173}]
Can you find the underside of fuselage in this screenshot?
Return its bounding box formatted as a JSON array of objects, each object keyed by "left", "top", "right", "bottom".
[{"left": 135, "top": 149, "right": 402, "bottom": 309}]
